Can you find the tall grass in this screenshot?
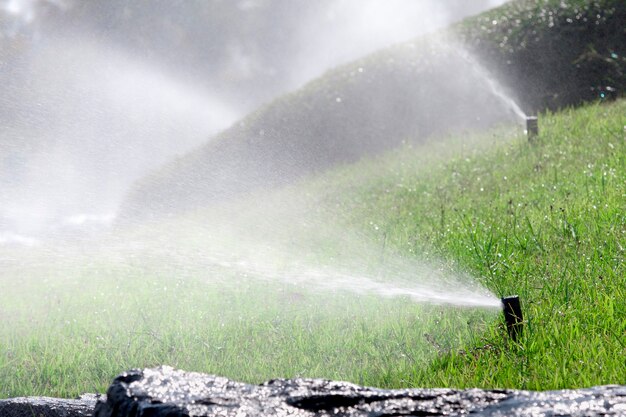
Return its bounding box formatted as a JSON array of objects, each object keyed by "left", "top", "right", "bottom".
[
  {"left": 0, "top": 99, "right": 624, "bottom": 398},
  {"left": 328, "top": 99, "right": 625, "bottom": 389}
]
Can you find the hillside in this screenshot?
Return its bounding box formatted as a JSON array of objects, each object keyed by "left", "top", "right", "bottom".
[
  {"left": 330, "top": 98, "right": 626, "bottom": 389},
  {"left": 119, "top": 0, "right": 625, "bottom": 222},
  {"left": 2, "top": 98, "right": 624, "bottom": 397}
]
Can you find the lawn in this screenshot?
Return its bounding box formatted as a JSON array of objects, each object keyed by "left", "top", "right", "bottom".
[{"left": 0, "top": 98, "right": 624, "bottom": 398}]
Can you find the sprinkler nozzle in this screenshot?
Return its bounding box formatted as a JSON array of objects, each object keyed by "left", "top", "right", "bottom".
[
  {"left": 526, "top": 116, "right": 538, "bottom": 140},
  {"left": 502, "top": 295, "right": 523, "bottom": 341}
]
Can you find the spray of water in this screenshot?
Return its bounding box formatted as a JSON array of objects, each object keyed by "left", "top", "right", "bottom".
[
  {"left": 0, "top": 2, "right": 518, "bottom": 388},
  {"left": 289, "top": 0, "right": 509, "bottom": 90},
  {"left": 0, "top": 0, "right": 66, "bottom": 36},
  {"left": 0, "top": 1, "right": 517, "bottom": 309},
  {"left": 0, "top": 1, "right": 521, "bottom": 296},
  {"left": 0, "top": 0, "right": 514, "bottom": 241},
  {"left": 101, "top": 182, "right": 502, "bottom": 310},
  {"left": 0, "top": 36, "right": 238, "bottom": 239},
  {"left": 193, "top": 252, "right": 502, "bottom": 309},
  {"left": 457, "top": 46, "right": 527, "bottom": 122}
]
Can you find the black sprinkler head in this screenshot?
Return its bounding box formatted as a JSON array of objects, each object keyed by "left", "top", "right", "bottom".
[
  {"left": 526, "top": 116, "right": 538, "bottom": 140},
  {"left": 502, "top": 295, "right": 523, "bottom": 341}
]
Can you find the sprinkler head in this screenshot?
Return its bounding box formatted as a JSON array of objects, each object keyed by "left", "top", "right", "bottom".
[
  {"left": 526, "top": 116, "right": 538, "bottom": 140},
  {"left": 501, "top": 295, "right": 523, "bottom": 341}
]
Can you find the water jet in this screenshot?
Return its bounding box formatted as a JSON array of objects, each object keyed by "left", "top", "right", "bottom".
[
  {"left": 501, "top": 295, "right": 523, "bottom": 341},
  {"left": 526, "top": 116, "right": 538, "bottom": 140}
]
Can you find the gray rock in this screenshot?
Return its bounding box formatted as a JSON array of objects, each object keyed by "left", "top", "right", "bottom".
[
  {"left": 93, "top": 366, "right": 626, "bottom": 417},
  {"left": 0, "top": 393, "right": 102, "bottom": 417}
]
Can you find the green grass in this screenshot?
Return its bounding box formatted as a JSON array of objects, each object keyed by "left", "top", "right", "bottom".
[
  {"left": 329, "top": 99, "right": 626, "bottom": 389},
  {"left": 1, "top": 99, "right": 624, "bottom": 398}
]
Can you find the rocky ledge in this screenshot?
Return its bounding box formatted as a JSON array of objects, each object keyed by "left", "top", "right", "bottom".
[
  {"left": 2, "top": 367, "right": 625, "bottom": 417},
  {"left": 0, "top": 393, "right": 102, "bottom": 417},
  {"left": 93, "top": 366, "right": 624, "bottom": 417}
]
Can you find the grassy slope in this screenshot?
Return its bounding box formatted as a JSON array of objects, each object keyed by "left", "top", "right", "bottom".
[
  {"left": 1, "top": 99, "right": 624, "bottom": 398},
  {"left": 330, "top": 99, "right": 626, "bottom": 389},
  {"left": 120, "top": 0, "right": 625, "bottom": 221}
]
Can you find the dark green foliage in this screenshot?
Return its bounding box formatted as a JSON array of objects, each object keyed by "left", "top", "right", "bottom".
[{"left": 456, "top": 0, "right": 626, "bottom": 111}]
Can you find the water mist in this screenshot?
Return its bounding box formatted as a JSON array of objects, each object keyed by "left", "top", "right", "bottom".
[
  {"left": 0, "top": 0, "right": 510, "bottom": 316},
  {"left": 0, "top": 36, "right": 238, "bottom": 242},
  {"left": 457, "top": 46, "right": 527, "bottom": 122},
  {"left": 0, "top": 0, "right": 520, "bottom": 393},
  {"left": 109, "top": 187, "right": 503, "bottom": 311}
]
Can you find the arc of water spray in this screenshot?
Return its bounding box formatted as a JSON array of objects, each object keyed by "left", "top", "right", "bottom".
[
  {"left": 189, "top": 248, "right": 502, "bottom": 309},
  {"left": 456, "top": 45, "right": 527, "bottom": 122}
]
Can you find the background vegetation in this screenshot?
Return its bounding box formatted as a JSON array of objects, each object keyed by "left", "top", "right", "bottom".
[
  {"left": 120, "top": 0, "right": 625, "bottom": 221},
  {"left": 458, "top": 0, "right": 626, "bottom": 110}
]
